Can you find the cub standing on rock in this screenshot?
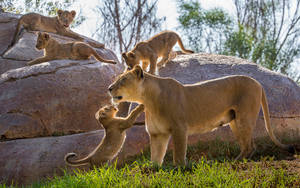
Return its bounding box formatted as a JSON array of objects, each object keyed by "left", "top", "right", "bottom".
[
  {"left": 11, "top": 10, "right": 105, "bottom": 48},
  {"left": 122, "top": 30, "right": 194, "bottom": 74},
  {"left": 27, "top": 32, "right": 116, "bottom": 65},
  {"left": 108, "top": 65, "right": 295, "bottom": 166},
  {"left": 64, "top": 104, "right": 144, "bottom": 167}
]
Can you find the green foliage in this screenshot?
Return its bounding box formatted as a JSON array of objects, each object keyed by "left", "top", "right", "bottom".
[
  {"left": 178, "top": 1, "right": 232, "bottom": 53},
  {"left": 177, "top": 0, "right": 300, "bottom": 82},
  {"left": 0, "top": 0, "right": 85, "bottom": 27}
]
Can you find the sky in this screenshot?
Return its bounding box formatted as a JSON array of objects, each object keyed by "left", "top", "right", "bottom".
[
  {"left": 71, "top": 0, "right": 299, "bottom": 74},
  {"left": 72, "top": 0, "right": 236, "bottom": 38}
]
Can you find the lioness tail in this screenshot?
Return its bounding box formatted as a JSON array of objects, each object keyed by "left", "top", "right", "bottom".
[
  {"left": 91, "top": 49, "right": 117, "bottom": 64},
  {"left": 261, "top": 88, "right": 295, "bottom": 153},
  {"left": 176, "top": 34, "right": 194, "bottom": 54}
]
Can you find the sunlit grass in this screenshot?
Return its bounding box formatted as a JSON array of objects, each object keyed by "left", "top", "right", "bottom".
[{"left": 3, "top": 136, "right": 300, "bottom": 187}]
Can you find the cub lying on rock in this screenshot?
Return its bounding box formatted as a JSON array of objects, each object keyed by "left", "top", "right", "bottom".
[
  {"left": 27, "top": 32, "right": 117, "bottom": 66},
  {"left": 11, "top": 9, "right": 104, "bottom": 48},
  {"left": 64, "top": 104, "right": 144, "bottom": 167}
]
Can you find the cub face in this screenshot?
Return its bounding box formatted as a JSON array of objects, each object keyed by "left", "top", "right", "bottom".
[
  {"left": 57, "top": 10, "right": 76, "bottom": 27},
  {"left": 108, "top": 65, "right": 144, "bottom": 104},
  {"left": 122, "top": 52, "right": 140, "bottom": 70},
  {"left": 95, "top": 105, "right": 118, "bottom": 127},
  {"left": 35, "top": 32, "right": 50, "bottom": 50}
]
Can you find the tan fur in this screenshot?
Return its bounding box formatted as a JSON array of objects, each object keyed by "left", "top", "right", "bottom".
[
  {"left": 108, "top": 65, "right": 294, "bottom": 166},
  {"left": 122, "top": 31, "right": 194, "bottom": 74},
  {"left": 11, "top": 10, "right": 104, "bottom": 48},
  {"left": 27, "top": 32, "right": 116, "bottom": 65},
  {"left": 64, "top": 104, "right": 144, "bottom": 167}
]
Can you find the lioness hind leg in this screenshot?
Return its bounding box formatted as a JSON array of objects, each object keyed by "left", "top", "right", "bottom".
[
  {"left": 172, "top": 129, "right": 188, "bottom": 166},
  {"left": 157, "top": 50, "right": 171, "bottom": 68},
  {"left": 149, "top": 133, "right": 170, "bottom": 165},
  {"left": 229, "top": 118, "right": 255, "bottom": 160}
]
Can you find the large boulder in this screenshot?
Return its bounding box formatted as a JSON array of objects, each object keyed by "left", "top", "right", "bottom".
[
  {"left": 0, "top": 13, "right": 124, "bottom": 139},
  {"left": 0, "top": 126, "right": 149, "bottom": 185},
  {"left": 158, "top": 53, "right": 300, "bottom": 138}
]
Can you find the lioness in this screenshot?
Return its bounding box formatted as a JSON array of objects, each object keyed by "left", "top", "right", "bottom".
[
  {"left": 108, "top": 65, "right": 294, "bottom": 166},
  {"left": 11, "top": 10, "right": 104, "bottom": 48},
  {"left": 65, "top": 104, "right": 145, "bottom": 167},
  {"left": 27, "top": 32, "right": 116, "bottom": 66},
  {"left": 122, "top": 31, "right": 194, "bottom": 74}
]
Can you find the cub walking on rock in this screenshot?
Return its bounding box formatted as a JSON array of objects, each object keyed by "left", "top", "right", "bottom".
[
  {"left": 64, "top": 104, "right": 144, "bottom": 167},
  {"left": 27, "top": 32, "right": 116, "bottom": 65},
  {"left": 122, "top": 30, "right": 194, "bottom": 74}
]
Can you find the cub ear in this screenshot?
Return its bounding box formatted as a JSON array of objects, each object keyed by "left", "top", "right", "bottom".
[
  {"left": 71, "top": 10, "right": 76, "bottom": 18},
  {"left": 122, "top": 52, "right": 127, "bottom": 59},
  {"left": 57, "top": 9, "right": 63, "bottom": 16},
  {"left": 133, "top": 65, "right": 144, "bottom": 79},
  {"left": 128, "top": 52, "right": 135, "bottom": 58},
  {"left": 43, "top": 33, "right": 50, "bottom": 40}
]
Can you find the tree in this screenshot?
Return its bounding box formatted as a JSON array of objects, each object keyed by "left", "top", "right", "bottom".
[
  {"left": 93, "top": 0, "right": 165, "bottom": 56},
  {"left": 0, "top": 0, "right": 85, "bottom": 28},
  {"left": 177, "top": 0, "right": 300, "bottom": 82},
  {"left": 178, "top": 1, "right": 233, "bottom": 53}
]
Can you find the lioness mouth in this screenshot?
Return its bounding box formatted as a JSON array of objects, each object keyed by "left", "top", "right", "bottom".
[{"left": 114, "top": 96, "right": 123, "bottom": 100}]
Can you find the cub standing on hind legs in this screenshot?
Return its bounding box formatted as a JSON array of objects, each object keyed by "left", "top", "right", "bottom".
[
  {"left": 11, "top": 9, "right": 104, "bottom": 48},
  {"left": 122, "top": 30, "right": 194, "bottom": 74},
  {"left": 64, "top": 104, "right": 144, "bottom": 167},
  {"left": 27, "top": 32, "right": 116, "bottom": 66},
  {"left": 108, "top": 65, "right": 295, "bottom": 166}
]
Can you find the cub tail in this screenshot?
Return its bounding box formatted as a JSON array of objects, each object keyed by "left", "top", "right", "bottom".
[{"left": 64, "top": 152, "right": 91, "bottom": 167}]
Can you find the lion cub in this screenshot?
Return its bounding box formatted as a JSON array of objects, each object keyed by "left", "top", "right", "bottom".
[
  {"left": 27, "top": 32, "right": 116, "bottom": 65},
  {"left": 11, "top": 10, "right": 104, "bottom": 48},
  {"left": 64, "top": 104, "right": 145, "bottom": 167},
  {"left": 122, "top": 30, "right": 194, "bottom": 74}
]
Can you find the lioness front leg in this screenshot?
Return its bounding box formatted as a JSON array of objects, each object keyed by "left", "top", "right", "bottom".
[
  {"left": 58, "top": 29, "right": 84, "bottom": 41},
  {"left": 157, "top": 50, "right": 171, "bottom": 68},
  {"left": 27, "top": 56, "right": 53, "bottom": 65},
  {"left": 149, "top": 133, "right": 170, "bottom": 165},
  {"left": 148, "top": 55, "right": 158, "bottom": 74}
]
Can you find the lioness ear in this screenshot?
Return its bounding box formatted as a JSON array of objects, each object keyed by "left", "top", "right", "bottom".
[
  {"left": 128, "top": 52, "right": 135, "bottom": 58},
  {"left": 133, "top": 65, "right": 144, "bottom": 79},
  {"left": 57, "top": 9, "right": 63, "bottom": 16},
  {"left": 122, "top": 52, "right": 127, "bottom": 59},
  {"left": 71, "top": 10, "right": 76, "bottom": 17},
  {"left": 43, "top": 33, "right": 50, "bottom": 40}
]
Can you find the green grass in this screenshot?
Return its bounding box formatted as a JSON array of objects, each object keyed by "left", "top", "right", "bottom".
[{"left": 2, "top": 136, "right": 300, "bottom": 187}]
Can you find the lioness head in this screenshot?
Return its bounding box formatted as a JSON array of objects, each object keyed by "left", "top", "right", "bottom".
[
  {"left": 57, "top": 10, "right": 76, "bottom": 27},
  {"left": 95, "top": 105, "right": 118, "bottom": 127},
  {"left": 35, "top": 32, "right": 50, "bottom": 50},
  {"left": 109, "top": 65, "right": 144, "bottom": 104},
  {"left": 122, "top": 52, "right": 140, "bottom": 70}
]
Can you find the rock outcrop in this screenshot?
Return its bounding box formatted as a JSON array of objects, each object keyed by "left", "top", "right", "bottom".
[{"left": 0, "top": 12, "right": 124, "bottom": 139}]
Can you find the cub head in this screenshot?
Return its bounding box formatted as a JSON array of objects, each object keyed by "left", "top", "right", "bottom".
[
  {"left": 35, "top": 32, "right": 50, "bottom": 50},
  {"left": 122, "top": 52, "right": 140, "bottom": 70},
  {"left": 95, "top": 105, "right": 118, "bottom": 128},
  {"left": 108, "top": 65, "right": 144, "bottom": 104},
  {"left": 57, "top": 10, "right": 76, "bottom": 27}
]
